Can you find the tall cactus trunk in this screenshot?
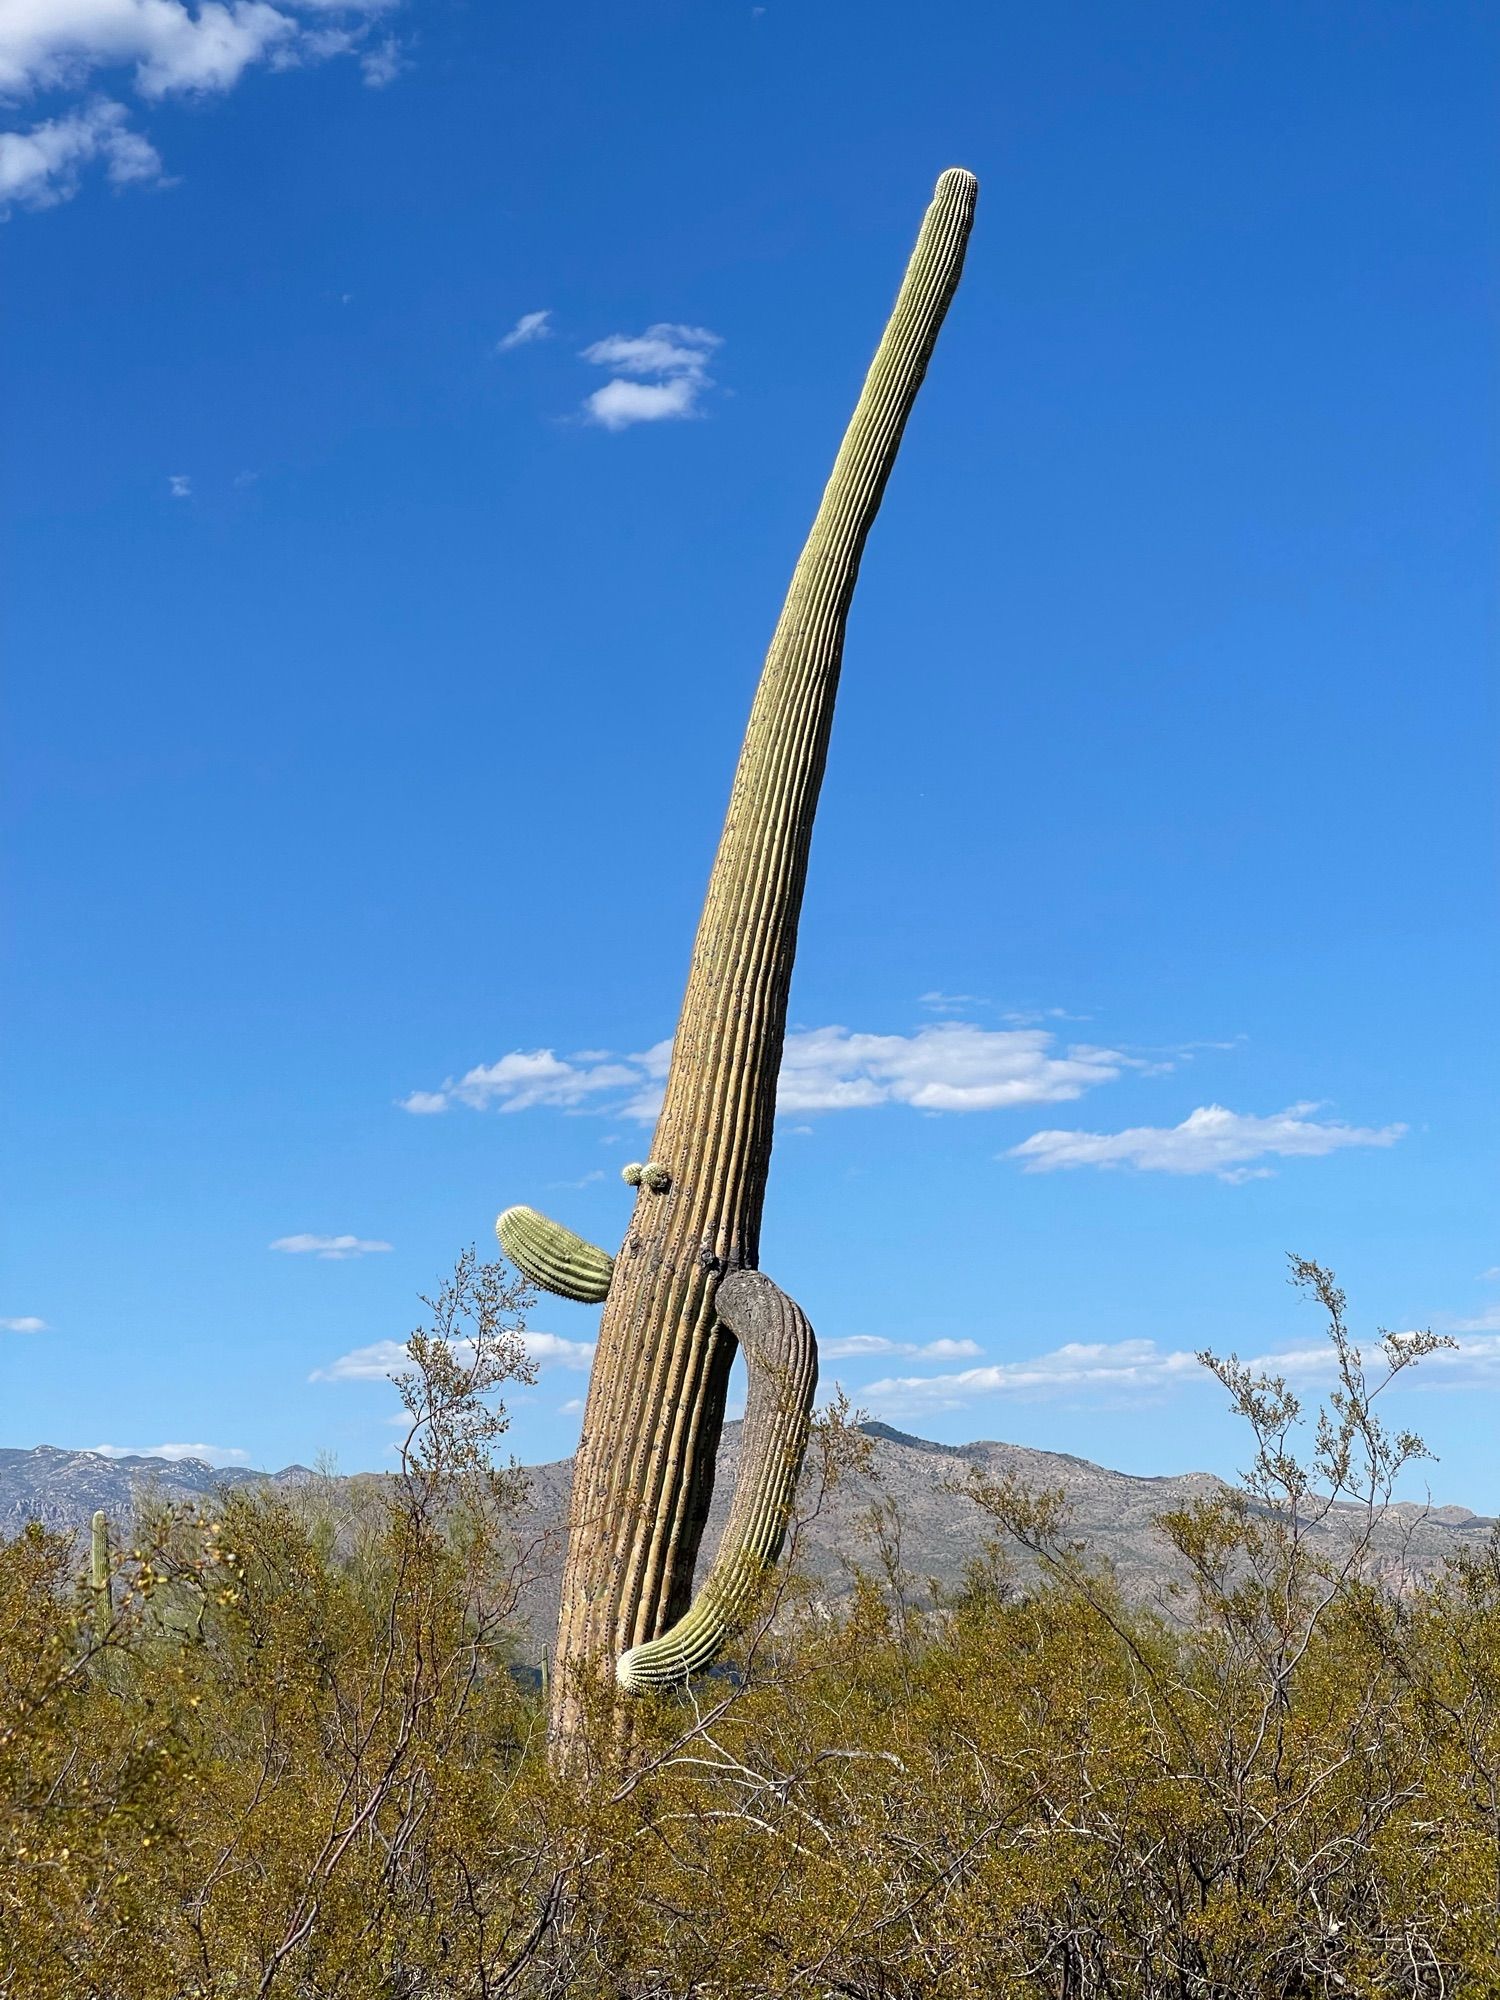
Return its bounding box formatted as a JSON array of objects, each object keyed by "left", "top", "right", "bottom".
[{"left": 544, "top": 168, "right": 976, "bottom": 1752}]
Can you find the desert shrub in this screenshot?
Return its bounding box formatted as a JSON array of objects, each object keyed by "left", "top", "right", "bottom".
[{"left": 1, "top": 1258, "right": 1495, "bottom": 1999}]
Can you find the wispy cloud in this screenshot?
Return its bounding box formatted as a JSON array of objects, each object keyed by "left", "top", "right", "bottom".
[
  {"left": 865, "top": 1338, "right": 1209, "bottom": 1415},
  {"left": 778, "top": 1024, "right": 1137, "bottom": 1114},
  {"left": 1447, "top": 1307, "right": 1500, "bottom": 1335},
  {"left": 359, "top": 33, "right": 403, "bottom": 86},
  {"left": 496, "top": 308, "right": 551, "bottom": 352},
  {"left": 822, "top": 1334, "right": 983, "bottom": 1362},
  {"left": 0, "top": 97, "right": 163, "bottom": 211},
  {"left": 93, "top": 1441, "right": 250, "bottom": 1467},
  {"left": 403, "top": 1022, "right": 1138, "bottom": 1125},
  {"left": 271, "top": 1233, "right": 393, "bottom": 1260},
  {"left": 1, "top": 1316, "right": 49, "bottom": 1334},
  {"left": 1009, "top": 1103, "right": 1405, "bottom": 1183},
  {"left": 311, "top": 1329, "right": 593, "bottom": 1383},
  {"left": 0, "top": 0, "right": 405, "bottom": 213},
  {"left": 401, "top": 1042, "right": 669, "bottom": 1121},
  {"left": 580, "top": 322, "right": 721, "bottom": 430},
  {"left": 919, "top": 990, "right": 989, "bottom": 1015},
  {"left": 168, "top": 472, "right": 191, "bottom": 498},
  {"left": 864, "top": 1328, "right": 1499, "bottom": 1420}
]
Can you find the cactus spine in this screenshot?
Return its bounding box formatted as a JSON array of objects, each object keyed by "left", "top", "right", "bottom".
[{"left": 503, "top": 170, "right": 976, "bottom": 1751}]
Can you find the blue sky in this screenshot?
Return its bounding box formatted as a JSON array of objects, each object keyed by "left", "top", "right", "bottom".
[{"left": 5, "top": 1, "right": 1497, "bottom": 1505}]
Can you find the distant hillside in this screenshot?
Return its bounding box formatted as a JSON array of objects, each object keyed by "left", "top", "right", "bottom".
[
  {"left": 5, "top": 1431, "right": 1493, "bottom": 1661},
  {"left": 0, "top": 1446, "right": 315, "bottom": 1535}
]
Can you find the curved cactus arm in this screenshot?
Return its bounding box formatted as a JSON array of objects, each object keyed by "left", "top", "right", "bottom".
[
  {"left": 616, "top": 1270, "right": 818, "bottom": 1691},
  {"left": 496, "top": 1205, "right": 614, "bottom": 1304}
]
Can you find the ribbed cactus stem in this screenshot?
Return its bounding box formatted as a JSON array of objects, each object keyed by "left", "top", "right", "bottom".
[
  {"left": 496, "top": 1205, "right": 614, "bottom": 1304},
  {"left": 90, "top": 1508, "right": 110, "bottom": 1650},
  {"left": 548, "top": 170, "right": 977, "bottom": 1749},
  {"left": 617, "top": 1271, "right": 816, "bottom": 1689}
]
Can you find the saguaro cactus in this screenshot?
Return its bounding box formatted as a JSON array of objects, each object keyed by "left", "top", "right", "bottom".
[
  {"left": 90, "top": 1508, "right": 111, "bottom": 1654},
  {"left": 499, "top": 169, "right": 977, "bottom": 1747}
]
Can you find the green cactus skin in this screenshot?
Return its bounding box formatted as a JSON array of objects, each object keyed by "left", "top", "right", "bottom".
[
  {"left": 90, "top": 1508, "right": 110, "bottom": 1650},
  {"left": 495, "top": 1206, "right": 614, "bottom": 1304},
  {"left": 616, "top": 1270, "right": 817, "bottom": 1690},
  {"left": 516, "top": 170, "right": 976, "bottom": 1749}
]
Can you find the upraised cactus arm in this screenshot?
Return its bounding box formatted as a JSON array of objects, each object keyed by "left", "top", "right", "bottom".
[
  {"left": 496, "top": 1205, "right": 614, "bottom": 1303},
  {"left": 616, "top": 1271, "right": 817, "bottom": 1690}
]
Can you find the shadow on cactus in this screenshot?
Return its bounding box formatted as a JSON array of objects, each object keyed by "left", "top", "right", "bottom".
[{"left": 496, "top": 168, "right": 978, "bottom": 1748}]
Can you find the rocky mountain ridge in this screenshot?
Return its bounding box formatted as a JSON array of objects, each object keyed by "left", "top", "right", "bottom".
[{"left": 5, "top": 1428, "right": 1493, "bottom": 1659}]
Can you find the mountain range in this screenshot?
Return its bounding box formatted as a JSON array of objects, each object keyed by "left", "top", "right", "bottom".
[{"left": 4, "top": 1430, "right": 1493, "bottom": 1660}]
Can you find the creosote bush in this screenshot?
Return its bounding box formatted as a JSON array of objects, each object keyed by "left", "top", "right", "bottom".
[{"left": 3, "top": 1256, "right": 1498, "bottom": 1999}]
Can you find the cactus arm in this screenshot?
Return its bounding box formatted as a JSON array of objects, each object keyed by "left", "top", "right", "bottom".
[
  {"left": 616, "top": 1270, "right": 817, "bottom": 1690},
  {"left": 496, "top": 1205, "right": 614, "bottom": 1303},
  {"left": 90, "top": 1508, "right": 110, "bottom": 1650}
]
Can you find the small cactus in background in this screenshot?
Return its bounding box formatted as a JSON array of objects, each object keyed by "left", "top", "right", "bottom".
[
  {"left": 495, "top": 169, "right": 977, "bottom": 1753},
  {"left": 90, "top": 1508, "right": 111, "bottom": 1654}
]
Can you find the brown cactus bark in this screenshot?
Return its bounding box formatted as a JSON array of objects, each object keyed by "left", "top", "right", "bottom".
[{"left": 550, "top": 167, "right": 977, "bottom": 1750}]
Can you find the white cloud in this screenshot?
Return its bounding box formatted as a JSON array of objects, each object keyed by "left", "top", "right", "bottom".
[
  {"left": 865, "top": 1338, "right": 1210, "bottom": 1415},
  {"left": 312, "top": 1339, "right": 424, "bottom": 1382},
  {"left": 271, "top": 1233, "right": 393, "bottom": 1260},
  {"left": 821, "top": 1333, "right": 983, "bottom": 1362},
  {"left": 0, "top": 96, "right": 162, "bottom": 210},
  {"left": 93, "top": 1441, "right": 250, "bottom": 1466},
  {"left": 524, "top": 1332, "right": 595, "bottom": 1370},
  {"left": 559, "top": 1396, "right": 584, "bottom": 1415},
  {"left": 777, "top": 1023, "right": 1132, "bottom": 1114},
  {"left": 0, "top": 1, "right": 288, "bottom": 98},
  {"left": 580, "top": 321, "right": 721, "bottom": 430},
  {"left": 0, "top": 1316, "right": 49, "bottom": 1333},
  {"left": 864, "top": 1328, "right": 1500, "bottom": 1419},
  {"left": 1482, "top": 1268, "right": 1500, "bottom": 1282},
  {"left": 0, "top": 0, "right": 399, "bottom": 98},
  {"left": 168, "top": 472, "right": 191, "bottom": 497},
  {"left": 1448, "top": 1306, "right": 1500, "bottom": 1335},
  {"left": 403, "top": 1022, "right": 1133, "bottom": 1126},
  {"left": 919, "top": 990, "right": 988, "bottom": 1015},
  {"left": 456, "top": 1050, "right": 639, "bottom": 1112},
  {"left": 403, "top": 1047, "right": 650, "bottom": 1119},
  {"left": 584, "top": 377, "right": 702, "bottom": 429},
  {"left": 0, "top": 0, "right": 402, "bottom": 212},
  {"left": 496, "top": 308, "right": 551, "bottom": 352},
  {"left": 358, "top": 32, "right": 401, "bottom": 85},
  {"left": 311, "top": 1328, "right": 593, "bottom": 1384},
  {"left": 1009, "top": 1103, "right": 1405, "bottom": 1182}
]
